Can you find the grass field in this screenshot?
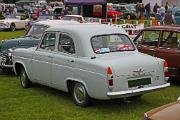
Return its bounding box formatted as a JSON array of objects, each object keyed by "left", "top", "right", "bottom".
[
  {"left": 0, "top": 30, "right": 26, "bottom": 40},
  {"left": 0, "top": 30, "right": 180, "bottom": 120}
]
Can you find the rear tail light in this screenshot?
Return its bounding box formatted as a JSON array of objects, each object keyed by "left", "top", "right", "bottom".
[
  {"left": 107, "top": 67, "right": 113, "bottom": 90},
  {"left": 164, "top": 60, "right": 169, "bottom": 81}
]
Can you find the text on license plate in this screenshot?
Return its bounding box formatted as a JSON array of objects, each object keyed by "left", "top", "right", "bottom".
[{"left": 128, "top": 78, "right": 151, "bottom": 88}]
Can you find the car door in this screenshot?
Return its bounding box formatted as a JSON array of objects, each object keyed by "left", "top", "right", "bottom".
[
  {"left": 51, "top": 33, "right": 76, "bottom": 91},
  {"left": 31, "top": 32, "right": 57, "bottom": 85},
  {"left": 134, "top": 30, "right": 161, "bottom": 56},
  {"left": 156, "top": 31, "right": 180, "bottom": 76}
]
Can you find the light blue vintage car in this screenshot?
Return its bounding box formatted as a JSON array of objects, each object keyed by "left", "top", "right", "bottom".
[{"left": 12, "top": 24, "right": 170, "bottom": 106}]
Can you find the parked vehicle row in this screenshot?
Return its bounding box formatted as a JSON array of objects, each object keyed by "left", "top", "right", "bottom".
[{"left": 0, "top": 15, "right": 29, "bottom": 31}]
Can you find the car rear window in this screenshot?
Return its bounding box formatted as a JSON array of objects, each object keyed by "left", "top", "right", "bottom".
[{"left": 91, "top": 34, "right": 135, "bottom": 54}]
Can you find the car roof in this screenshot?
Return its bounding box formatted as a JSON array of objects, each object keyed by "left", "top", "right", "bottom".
[
  {"left": 46, "top": 24, "right": 128, "bottom": 57},
  {"left": 34, "top": 20, "right": 80, "bottom": 27},
  {"left": 46, "top": 24, "right": 127, "bottom": 37},
  {"left": 144, "top": 25, "right": 180, "bottom": 32}
]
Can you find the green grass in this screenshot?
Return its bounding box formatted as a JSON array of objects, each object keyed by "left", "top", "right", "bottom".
[
  {"left": 0, "top": 71, "right": 179, "bottom": 120},
  {"left": 0, "top": 31, "right": 180, "bottom": 120},
  {"left": 0, "top": 30, "right": 26, "bottom": 41}
]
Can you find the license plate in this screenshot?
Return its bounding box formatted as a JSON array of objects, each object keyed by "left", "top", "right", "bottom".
[{"left": 128, "top": 77, "right": 151, "bottom": 88}]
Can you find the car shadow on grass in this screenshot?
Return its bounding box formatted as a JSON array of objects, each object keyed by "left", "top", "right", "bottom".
[{"left": 30, "top": 83, "right": 154, "bottom": 110}]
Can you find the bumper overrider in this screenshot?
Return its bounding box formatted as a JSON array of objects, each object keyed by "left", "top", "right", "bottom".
[{"left": 107, "top": 83, "right": 170, "bottom": 97}]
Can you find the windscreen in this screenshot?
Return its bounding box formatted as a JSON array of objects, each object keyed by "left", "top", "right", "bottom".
[{"left": 26, "top": 25, "right": 48, "bottom": 39}]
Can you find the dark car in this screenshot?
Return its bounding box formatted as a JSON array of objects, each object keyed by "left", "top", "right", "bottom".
[
  {"left": 0, "top": 23, "right": 48, "bottom": 72},
  {"left": 133, "top": 26, "right": 180, "bottom": 80},
  {"left": 115, "top": 4, "right": 136, "bottom": 19},
  {"left": 144, "top": 98, "right": 180, "bottom": 120}
]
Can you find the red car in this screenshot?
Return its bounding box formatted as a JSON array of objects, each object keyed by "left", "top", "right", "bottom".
[
  {"left": 134, "top": 26, "right": 180, "bottom": 80},
  {"left": 93, "top": 5, "right": 123, "bottom": 20}
]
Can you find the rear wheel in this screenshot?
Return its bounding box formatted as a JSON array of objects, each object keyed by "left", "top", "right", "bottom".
[
  {"left": 20, "top": 68, "right": 31, "bottom": 88},
  {"left": 71, "top": 82, "right": 91, "bottom": 107},
  {"left": 10, "top": 23, "right": 16, "bottom": 31}
]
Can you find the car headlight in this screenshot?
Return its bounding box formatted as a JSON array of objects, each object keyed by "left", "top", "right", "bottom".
[{"left": 8, "top": 52, "right": 12, "bottom": 57}]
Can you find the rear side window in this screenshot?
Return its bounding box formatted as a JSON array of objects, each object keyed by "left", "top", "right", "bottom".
[
  {"left": 136, "top": 31, "right": 160, "bottom": 47},
  {"left": 91, "top": 34, "right": 135, "bottom": 54},
  {"left": 58, "top": 34, "right": 75, "bottom": 54},
  {"left": 160, "top": 31, "right": 180, "bottom": 48}
]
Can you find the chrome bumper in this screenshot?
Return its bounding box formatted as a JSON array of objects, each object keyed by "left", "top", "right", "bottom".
[{"left": 107, "top": 83, "right": 170, "bottom": 96}]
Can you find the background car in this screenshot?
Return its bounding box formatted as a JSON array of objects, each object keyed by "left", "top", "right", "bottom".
[
  {"left": 144, "top": 98, "right": 180, "bottom": 120},
  {"left": 133, "top": 26, "right": 180, "bottom": 81},
  {"left": 0, "top": 20, "right": 80, "bottom": 72},
  {"left": 0, "top": 15, "right": 29, "bottom": 31},
  {"left": 115, "top": 4, "right": 136, "bottom": 19},
  {"left": 61, "top": 15, "right": 85, "bottom": 23}
]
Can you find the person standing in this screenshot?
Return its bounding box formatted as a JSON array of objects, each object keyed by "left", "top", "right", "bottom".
[
  {"left": 153, "top": 3, "right": 160, "bottom": 14},
  {"left": 156, "top": 9, "right": 163, "bottom": 24},
  {"left": 159, "top": 5, "right": 165, "bottom": 20},
  {"left": 44, "top": 7, "right": 50, "bottom": 16},
  {"left": 36, "top": 7, "right": 40, "bottom": 18},
  {"left": 164, "top": 9, "right": 176, "bottom": 25},
  {"left": 145, "top": 2, "right": 151, "bottom": 19},
  {"left": 165, "top": 2, "right": 170, "bottom": 12},
  {"left": 13, "top": 5, "right": 17, "bottom": 17},
  {"left": 0, "top": 4, "right": 2, "bottom": 18},
  {"left": 140, "top": 3, "right": 145, "bottom": 19},
  {"left": 5, "top": 7, "right": 11, "bottom": 18},
  {"left": 136, "top": 3, "right": 140, "bottom": 19}
]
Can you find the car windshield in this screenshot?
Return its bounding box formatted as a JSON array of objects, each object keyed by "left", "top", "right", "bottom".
[
  {"left": 91, "top": 34, "right": 135, "bottom": 54},
  {"left": 26, "top": 25, "right": 48, "bottom": 39}
]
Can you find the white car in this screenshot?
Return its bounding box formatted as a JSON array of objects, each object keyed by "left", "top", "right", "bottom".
[
  {"left": 13, "top": 24, "right": 170, "bottom": 106},
  {"left": 0, "top": 15, "right": 29, "bottom": 31}
]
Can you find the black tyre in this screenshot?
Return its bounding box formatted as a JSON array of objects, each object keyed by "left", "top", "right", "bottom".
[
  {"left": 72, "top": 82, "right": 91, "bottom": 107},
  {"left": 20, "top": 67, "right": 31, "bottom": 88},
  {"left": 10, "top": 23, "right": 16, "bottom": 31}
]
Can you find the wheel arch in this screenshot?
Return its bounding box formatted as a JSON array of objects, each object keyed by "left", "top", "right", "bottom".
[
  {"left": 66, "top": 79, "right": 90, "bottom": 96},
  {"left": 14, "top": 61, "right": 28, "bottom": 76}
]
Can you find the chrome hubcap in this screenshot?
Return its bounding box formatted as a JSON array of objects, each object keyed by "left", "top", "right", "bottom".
[{"left": 74, "top": 83, "right": 86, "bottom": 103}]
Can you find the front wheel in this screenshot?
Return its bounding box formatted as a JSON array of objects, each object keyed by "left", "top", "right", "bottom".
[
  {"left": 20, "top": 68, "right": 32, "bottom": 88},
  {"left": 10, "top": 23, "right": 16, "bottom": 31},
  {"left": 72, "top": 82, "right": 91, "bottom": 107}
]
